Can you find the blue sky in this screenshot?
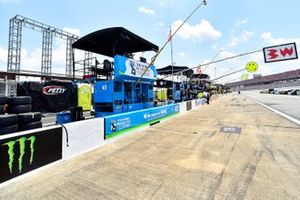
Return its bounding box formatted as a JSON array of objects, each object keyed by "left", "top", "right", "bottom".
[{"left": 0, "top": 0, "right": 300, "bottom": 83}]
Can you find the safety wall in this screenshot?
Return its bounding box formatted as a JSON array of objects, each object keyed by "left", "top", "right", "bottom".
[
  {"left": 179, "top": 102, "right": 187, "bottom": 112},
  {"left": 191, "top": 100, "right": 196, "bottom": 109},
  {"left": 104, "top": 104, "right": 179, "bottom": 139},
  {"left": 62, "top": 118, "right": 104, "bottom": 159},
  {"left": 0, "top": 98, "right": 207, "bottom": 185},
  {"left": 0, "top": 126, "right": 62, "bottom": 184},
  {"left": 195, "top": 98, "right": 205, "bottom": 106}
]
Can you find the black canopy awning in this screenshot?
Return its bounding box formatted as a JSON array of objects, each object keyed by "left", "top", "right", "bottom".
[
  {"left": 157, "top": 65, "right": 194, "bottom": 77},
  {"left": 191, "top": 73, "right": 210, "bottom": 80},
  {"left": 72, "top": 27, "right": 158, "bottom": 57}
]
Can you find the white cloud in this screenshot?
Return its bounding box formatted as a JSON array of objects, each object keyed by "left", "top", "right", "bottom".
[
  {"left": 234, "top": 19, "right": 248, "bottom": 27},
  {"left": 240, "top": 31, "right": 255, "bottom": 41},
  {"left": 219, "top": 50, "right": 236, "bottom": 59},
  {"left": 0, "top": 46, "right": 7, "bottom": 71},
  {"left": 171, "top": 19, "right": 221, "bottom": 42},
  {"left": 261, "top": 32, "right": 300, "bottom": 46},
  {"left": 179, "top": 52, "right": 186, "bottom": 58},
  {"left": 226, "top": 31, "right": 255, "bottom": 48},
  {"left": 156, "top": 0, "right": 187, "bottom": 7},
  {"left": 138, "top": 6, "right": 155, "bottom": 15},
  {"left": 63, "top": 27, "right": 81, "bottom": 36},
  {"left": 0, "top": 46, "right": 7, "bottom": 63}
]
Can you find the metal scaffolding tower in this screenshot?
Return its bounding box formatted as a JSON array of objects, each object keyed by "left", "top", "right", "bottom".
[
  {"left": 7, "top": 15, "right": 79, "bottom": 77},
  {"left": 66, "top": 37, "right": 77, "bottom": 77},
  {"left": 84, "top": 51, "right": 93, "bottom": 76},
  {"left": 41, "top": 29, "right": 53, "bottom": 74},
  {"left": 7, "top": 18, "right": 22, "bottom": 72}
]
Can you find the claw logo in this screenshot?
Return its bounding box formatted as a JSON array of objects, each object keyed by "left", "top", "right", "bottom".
[{"left": 2, "top": 136, "right": 36, "bottom": 174}]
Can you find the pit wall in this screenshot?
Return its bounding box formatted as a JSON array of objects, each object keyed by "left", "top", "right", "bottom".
[{"left": 0, "top": 98, "right": 206, "bottom": 185}]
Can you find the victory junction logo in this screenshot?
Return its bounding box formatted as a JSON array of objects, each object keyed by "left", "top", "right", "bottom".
[{"left": 2, "top": 136, "right": 36, "bottom": 174}]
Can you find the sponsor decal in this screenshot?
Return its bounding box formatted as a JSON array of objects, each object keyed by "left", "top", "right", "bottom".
[
  {"left": 101, "top": 85, "right": 108, "bottom": 91},
  {"left": 43, "top": 85, "right": 66, "bottom": 95},
  {"left": 2, "top": 136, "right": 36, "bottom": 174},
  {"left": 125, "top": 59, "right": 153, "bottom": 77},
  {"left": 0, "top": 127, "right": 62, "bottom": 184}
]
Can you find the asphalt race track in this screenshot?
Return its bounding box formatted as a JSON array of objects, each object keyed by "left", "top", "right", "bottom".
[{"left": 243, "top": 91, "right": 300, "bottom": 121}]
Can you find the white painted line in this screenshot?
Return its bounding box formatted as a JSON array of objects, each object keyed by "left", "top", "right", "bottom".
[{"left": 248, "top": 97, "right": 300, "bottom": 126}]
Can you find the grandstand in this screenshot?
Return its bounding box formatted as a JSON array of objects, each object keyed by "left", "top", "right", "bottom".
[{"left": 226, "top": 69, "right": 300, "bottom": 90}]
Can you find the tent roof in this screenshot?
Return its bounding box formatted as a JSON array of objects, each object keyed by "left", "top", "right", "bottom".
[
  {"left": 72, "top": 27, "right": 158, "bottom": 57},
  {"left": 157, "top": 65, "right": 194, "bottom": 77},
  {"left": 191, "top": 73, "right": 210, "bottom": 80}
]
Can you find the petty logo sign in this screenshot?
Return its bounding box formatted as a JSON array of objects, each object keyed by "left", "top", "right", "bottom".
[
  {"left": 263, "top": 42, "right": 298, "bottom": 63},
  {"left": 43, "top": 85, "right": 66, "bottom": 95}
]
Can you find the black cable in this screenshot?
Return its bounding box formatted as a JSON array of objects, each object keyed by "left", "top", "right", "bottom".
[{"left": 59, "top": 123, "right": 69, "bottom": 147}]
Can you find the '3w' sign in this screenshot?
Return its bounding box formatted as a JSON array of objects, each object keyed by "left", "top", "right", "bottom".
[{"left": 263, "top": 42, "right": 298, "bottom": 63}]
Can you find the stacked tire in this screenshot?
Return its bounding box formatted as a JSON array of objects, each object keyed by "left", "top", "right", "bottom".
[
  {"left": 8, "top": 96, "right": 32, "bottom": 114},
  {"left": 0, "top": 96, "right": 8, "bottom": 114},
  {"left": 0, "top": 96, "right": 18, "bottom": 134},
  {"left": 0, "top": 96, "right": 42, "bottom": 135},
  {"left": 8, "top": 96, "right": 42, "bottom": 131},
  {"left": 18, "top": 112, "right": 42, "bottom": 131},
  {"left": 0, "top": 114, "right": 18, "bottom": 134}
]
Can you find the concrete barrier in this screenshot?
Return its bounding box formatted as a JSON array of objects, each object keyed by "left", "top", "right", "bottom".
[
  {"left": 62, "top": 118, "right": 104, "bottom": 159},
  {"left": 0, "top": 98, "right": 207, "bottom": 185},
  {"left": 179, "top": 102, "right": 187, "bottom": 113}
]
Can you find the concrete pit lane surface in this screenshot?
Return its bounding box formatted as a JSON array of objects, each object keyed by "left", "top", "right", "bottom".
[{"left": 0, "top": 94, "right": 299, "bottom": 200}]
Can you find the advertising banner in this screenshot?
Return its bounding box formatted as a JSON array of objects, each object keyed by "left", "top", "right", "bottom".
[
  {"left": 113, "top": 55, "right": 157, "bottom": 81},
  {"left": 105, "top": 104, "right": 179, "bottom": 138},
  {"left": 263, "top": 42, "right": 298, "bottom": 63},
  {"left": 42, "top": 81, "right": 77, "bottom": 112},
  {"left": 0, "top": 127, "right": 62, "bottom": 184}
]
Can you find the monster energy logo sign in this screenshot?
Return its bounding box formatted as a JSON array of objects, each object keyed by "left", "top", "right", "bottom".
[{"left": 2, "top": 136, "right": 36, "bottom": 174}]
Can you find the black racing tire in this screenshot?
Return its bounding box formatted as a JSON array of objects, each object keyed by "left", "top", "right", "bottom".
[
  {"left": 8, "top": 104, "right": 32, "bottom": 114},
  {"left": 0, "top": 96, "right": 8, "bottom": 105},
  {"left": 0, "top": 105, "right": 6, "bottom": 114},
  {"left": 18, "top": 112, "right": 42, "bottom": 124},
  {"left": 8, "top": 96, "right": 32, "bottom": 106},
  {"left": 0, "top": 124, "right": 18, "bottom": 135},
  {"left": 19, "top": 121, "right": 42, "bottom": 131},
  {"left": 0, "top": 114, "right": 18, "bottom": 127}
]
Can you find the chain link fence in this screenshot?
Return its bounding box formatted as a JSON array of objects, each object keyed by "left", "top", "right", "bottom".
[{"left": 0, "top": 79, "right": 17, "bottom": 97}]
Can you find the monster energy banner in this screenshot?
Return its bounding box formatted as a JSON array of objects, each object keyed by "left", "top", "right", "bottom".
[{"left": 0, "top": 127, "right": 62, "bottom": 184}]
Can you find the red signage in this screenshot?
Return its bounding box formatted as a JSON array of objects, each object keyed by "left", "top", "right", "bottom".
[
  {"left": 43, "top": 85, "right": 66, "bottom": 95},
  {"left": 263, "top": 42, "right": 298, "bottom": 63}
]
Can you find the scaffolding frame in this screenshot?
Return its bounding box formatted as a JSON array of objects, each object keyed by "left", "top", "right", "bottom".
[{"left": 7, "top": 14, "right": 80, "bottom": 77}]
